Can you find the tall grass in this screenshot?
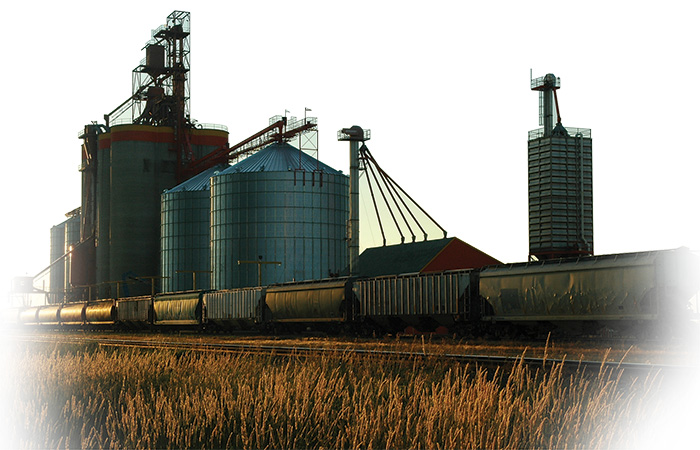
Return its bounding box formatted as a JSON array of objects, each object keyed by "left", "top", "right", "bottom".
[{"left": 3, "top": 342, "right": 693, "bottom": 449}]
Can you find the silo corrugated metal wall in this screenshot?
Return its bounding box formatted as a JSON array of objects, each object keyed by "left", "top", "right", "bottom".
[
  {"left": 161, "top": 164, "right": 227, "bottom": 292},
  {"left": 210, "top": 142, "right": 348, "bottom": 290}
]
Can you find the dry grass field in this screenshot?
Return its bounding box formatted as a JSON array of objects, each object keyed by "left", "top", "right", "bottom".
[{"left": 2, "top": 340, "right": 697, "bottom": 449}]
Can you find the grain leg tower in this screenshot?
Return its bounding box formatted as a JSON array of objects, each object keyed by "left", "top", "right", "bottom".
[{"left": 528, "top": 73, "right": 593, "bottom": 260}]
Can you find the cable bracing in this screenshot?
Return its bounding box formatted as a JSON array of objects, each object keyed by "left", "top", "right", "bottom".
[{"left": 358, "top": 144, "right": 447, "bottom": 246}]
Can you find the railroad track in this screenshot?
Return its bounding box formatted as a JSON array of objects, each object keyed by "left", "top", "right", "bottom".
[{"left": 10, "top": 333, "right": 696, "bottom": 377}]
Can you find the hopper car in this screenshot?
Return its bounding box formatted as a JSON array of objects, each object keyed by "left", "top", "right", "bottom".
[{"left": 12, "top": 248, "right": 699, "bottom": 339}]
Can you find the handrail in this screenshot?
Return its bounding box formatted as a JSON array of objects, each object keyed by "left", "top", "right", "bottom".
[{"left": 528, "top": 127, "right": 591, "bottom": 140}]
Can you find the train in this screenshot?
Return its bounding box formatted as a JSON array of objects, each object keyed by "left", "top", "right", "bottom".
[{"left": 10, "top": 248, "right": 700, "bottom": 339}]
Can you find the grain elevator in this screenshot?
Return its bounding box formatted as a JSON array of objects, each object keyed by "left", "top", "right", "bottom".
[{"left": 528, "top": 73, "right": 593, "bottom": 260}]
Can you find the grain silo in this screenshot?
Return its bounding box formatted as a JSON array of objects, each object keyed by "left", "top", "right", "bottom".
[
  {"left": 67, "top": 11, "right": 232, "bottom": 298},
  {"left": 161, "top": 163, "right": 228, "bottom": 292},
  {"left": 95, "top": 125, "right": 228, "bottom": 297},
  {"left": 48, "top": 212, "right": 80, "bottom": 303},
  {"left": 49, "top": 222, "right": 65, "bottom": 304},
  {"left": 210, "top": 142, "right": 349, "bottom": 289},
  {"left": 528, "top": 73, "right": 593, "bottom": 260}
]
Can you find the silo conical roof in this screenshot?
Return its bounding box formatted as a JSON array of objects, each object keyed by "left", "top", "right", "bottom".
[
  {"left": 219, "top": 142, "right": 342, "bottom": 175},
  {"left": 165, "top": 164, "right": 229, "bottom": 193}
]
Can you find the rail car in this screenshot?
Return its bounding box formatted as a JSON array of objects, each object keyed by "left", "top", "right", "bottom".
[
  {"left": 478, "top": 249, "right": 700, "bottom": 337},
  {"left": 11, "top": 248, "right": 699, "bottom": 339}
]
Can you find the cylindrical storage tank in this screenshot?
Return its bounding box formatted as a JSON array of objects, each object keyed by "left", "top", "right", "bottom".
[
  {"left": 49, "top": 221, "right": 66, "bottom": 304},
  {"left": 161, "top": 164, "right": 227, "bottom": 293},
  {"left": 64, "top": 215, "right": 80, "bottom": 294},
  {"left": 145, "top": 44, "right": 165, "bottom": 72},
  {"left": 96, "top": 125, "right": 228, "bottom": 297},
  {"left": 211, "top": 142, "right": 349, "bottom": 289},
  {"left": 107, "top": 125, "right": 178, "bottom": 297}
]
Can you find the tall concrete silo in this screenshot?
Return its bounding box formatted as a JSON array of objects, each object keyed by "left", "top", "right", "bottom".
[{"left": 95, "top": 124, "right": 228, "bottom": 296}]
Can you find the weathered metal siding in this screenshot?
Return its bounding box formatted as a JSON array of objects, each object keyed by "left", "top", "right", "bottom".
[
  {"left": 116, "top": 296, "right": 152, "bottom": 324},
  {"left": 356, "top": 271, "right": 470, "bottom": 318},
  {"left": 479, "top": 251, "right": 677, "bottom": 322},
  {"left": 204, "top": 287, "right": 263, "bottom": 326},
  {"left": 265, "top": 280, "right": 348, "bottom": 322},
  {"left": 153, "top": 292, "right": 202, "bottom": 325}
]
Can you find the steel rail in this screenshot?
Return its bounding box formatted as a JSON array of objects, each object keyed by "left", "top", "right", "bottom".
[{"left": 10, "top": 334, "right": 695, "bottom": 377}]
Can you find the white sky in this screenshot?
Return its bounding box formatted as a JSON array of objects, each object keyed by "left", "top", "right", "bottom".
[{"left": 1, "top": 1, "right": 698, "bottom": 299}]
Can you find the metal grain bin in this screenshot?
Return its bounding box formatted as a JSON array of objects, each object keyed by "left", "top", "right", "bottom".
[
  {"left": 161, "top": 164, "right": 227, "bottom": 292},
  {"left": 211, "top": 142, "right": 349, "bottom": 289},
  {"left": 37, "top": 305, "right": 61, "bottom": 324},
  {"left": 116, "top": 296, "right": 152, "bottom": 327},
  {"left": 204, "top": 287, "right": 263, "bottom": 328},
  {"left": 356, "top": 270, "right": 470, "bottom": 327},
  {"left": 478, "top": 249, "right": 696, "bottom": 324},
  {"left": 153, "top": 292, "right": 202, "bottom": 325},
  {"left": 265, "top": 279, "right": 350, "bottom": 322},
  {"left": 59, "top": 302, "right": 86, "bottom": 324},
  {"left": 86, "top": 300, "right": 116, "bottom": 324}
]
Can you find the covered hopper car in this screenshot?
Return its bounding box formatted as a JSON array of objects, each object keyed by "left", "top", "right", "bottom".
[{"left": 12, "top": 248, "right": 699, "bottom": 339}]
